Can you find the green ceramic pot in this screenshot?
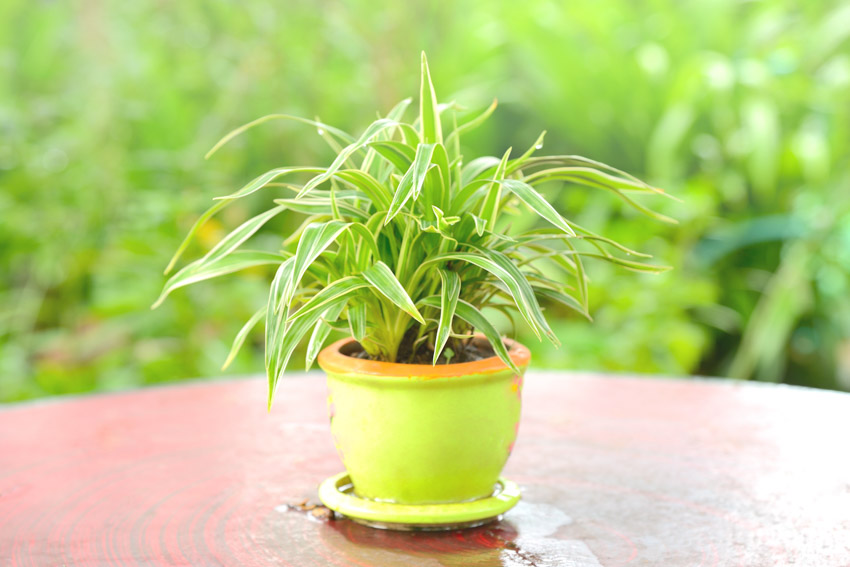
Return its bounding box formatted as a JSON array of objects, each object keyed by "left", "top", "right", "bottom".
[{"left": 318, "top": 337, "right": 529, "bottom": 505}]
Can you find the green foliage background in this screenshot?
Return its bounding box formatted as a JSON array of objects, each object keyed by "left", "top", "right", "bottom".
[{"left": 2, "top": 0, "right": 848, "bottom": 401}]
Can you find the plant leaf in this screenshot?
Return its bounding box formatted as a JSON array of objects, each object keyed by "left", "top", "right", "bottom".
[
  {"left": 433, "top": 248, "right": 558, "bottom": 345},
  {"left": 305, "top": 302, "right": 346, "bottom": 369},
  {"left": 433, "top": 269, "right": 461, "bottom": 364},
  {"left": 222, "top": 306, "right": 267, "bottom": 370},
  {"left": 282, "top": 220, "right": 350, "bottom": 309},
  {"left": 201, "top": 205, "right": 287, "bottom": 265},
  {"left": 368, "top": 141, "right": 415, "bottom": 173},
  {"left": 363, "top": 261, "right": 426, "bottom": 324},
  {"left": 523, "top": 167, "right": 677, "bottom": 222},
  {"left": 268, "top": 291, "right": 353, "bottom": 409},
  {"left": 348, "top": 301, "right": 367, "bottom": 341},
  {"left": 153, "top": 251, "right": 287, "bottom": 308},
  {"left": 421, "top": 296, "right": 519, "bottom": 374},
  {"left": 386, "top": 143, "right": 436, "bottom": 222},
  {"left": 265, "top": 258, "right": 295, "bottom": 374},
  {"left": 205, "top": 114, "right": 354, "bottom": 160},
  {"left": 347, "top": 222, "right": 382, "bottom": 265},
  {"left": 164, "top": 199, "right": 228, "bottom": 274},
  {"left": 419, "top": 52, "right": 442, "bottom": 144},
  {"left": 499, "top": 179, "right": 576, "bottom": 236},
  {"left": 286, "top": 276, "right": 369, "bottom": 324},
  {"left": 297, "top": 118, "right": 400, "bottom": 198},
  {"left": 479, "top": 148, "right": 511, "bottom": 231},
  {"left": 212, "top": 167, "right": 324, "bottom": 201},
  {"left": 446, "top": 99, "right": 497, "bottom": 147}
]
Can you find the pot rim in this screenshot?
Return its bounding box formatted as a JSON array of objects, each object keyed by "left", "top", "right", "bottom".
[{"left": 318, "top": 337, "right": 530, "bottom": 378}]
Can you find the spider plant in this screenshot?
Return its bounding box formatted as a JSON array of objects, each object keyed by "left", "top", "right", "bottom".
[{"left": 154, "top": 53, "right": 673, "bottom": 407}]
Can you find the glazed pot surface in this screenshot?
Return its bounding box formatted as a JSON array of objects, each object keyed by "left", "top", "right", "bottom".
[{"left": 318, "top": 338, "right": 529, "bottom": 504}]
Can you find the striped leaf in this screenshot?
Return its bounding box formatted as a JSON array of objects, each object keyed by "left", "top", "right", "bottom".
[
  {"left": 433, "top": 269, "right": 461, "bottom": 364},
  {"left": 282, "top": 221, "right": 350, "bottom": 309},
  {"left": 205, "top": 114, "right": 354, "bottom": 160},
  {"left": 305, "top": 302, "right": 346, "bottom": 369},
  {"left": 363, "top": 261, "right": 425, "bottom": 324},
  {"left": 386, "top": 143, "right": 436, "bottom": 223},
  {"left": 446, "top": 98, "right": 497, "bottom": 147},
  {"left": 153, "top": 251, "right": 286, "bottom": 308},
  {"left": 213, "top": 167, "right": 323, "bottom": 201},
  {"left": 433, "top": 248, "right": 558, "bottom": 345},
  {"left": 222, "top": 306, "right": 267, "bottom": 370},
  {"left": 419, "top": 52, "right": 442, "bottom": 144},
  {"left": 297, "top": 118, "right": 400, "bottom": 198},
  {"left": 479, "top": 148, "right": 511, "bottom": 231},
  {"left": 201, "top": 205, "right": 287, "bottom": 265},
  {"left": 368, "top": 141, "right": 415, "bottom": 173},
  {"left": 421, "top": 296, "right": 519, "bottom": 374},
  {"left": 348, "top": 301, "right": 367, "bottom": 342},
  {"left": 499, "top": 179, "right": 576, "bottom": 237}
]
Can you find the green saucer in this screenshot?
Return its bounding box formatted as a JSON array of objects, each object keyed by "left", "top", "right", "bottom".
[{"left": 318, "top": 472, "right": 521, "bottom": 530}]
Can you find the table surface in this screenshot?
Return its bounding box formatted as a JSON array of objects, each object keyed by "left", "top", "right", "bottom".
[{"left": 2, "top": 372, "right": 849, "bottom": 567}]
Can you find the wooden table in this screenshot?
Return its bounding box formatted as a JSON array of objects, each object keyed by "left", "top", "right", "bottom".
[{"left": 2, "top": 372, "right": 849, "bottom": 566}]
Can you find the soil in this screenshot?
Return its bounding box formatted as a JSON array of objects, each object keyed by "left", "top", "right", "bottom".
[{"left": 345, "top": 333, "right": 498, "bottom": 365}]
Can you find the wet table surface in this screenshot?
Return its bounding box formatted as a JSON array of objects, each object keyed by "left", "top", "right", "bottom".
[{"left": 2, "top": 372, "right": 850, "bottom": 566}]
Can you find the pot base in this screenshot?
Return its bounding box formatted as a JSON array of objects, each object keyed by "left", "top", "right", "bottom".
[{"left": 318, "top": 472, "right": 521, "bottom": 531}]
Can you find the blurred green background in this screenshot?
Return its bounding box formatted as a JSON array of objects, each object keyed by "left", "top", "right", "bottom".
[{"left": 2, "top": 0, "right": 849, "bottom": 402}]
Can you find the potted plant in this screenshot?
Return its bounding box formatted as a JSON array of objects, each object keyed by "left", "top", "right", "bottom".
[{"left": 154, "top": 53, "right": 671, "bottom": 529}]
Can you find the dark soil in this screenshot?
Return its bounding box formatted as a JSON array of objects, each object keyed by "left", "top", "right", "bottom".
[{"left": 344, "top": 329, "right": 500, "bottom": 365}]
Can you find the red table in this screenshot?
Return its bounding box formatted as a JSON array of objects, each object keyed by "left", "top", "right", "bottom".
[{"left": 2, "top": 372, "right": 849, "bottom": 566}]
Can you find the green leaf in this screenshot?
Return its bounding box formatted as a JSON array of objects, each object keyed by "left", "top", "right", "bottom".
[
  {"left": 268, "top": 291, "right": 352, "bottom": 409},
  {"left": 433, "top": 269, "right": 461, "bottom": 364},
  {"left": 368, "top": 141, "right": 415, "bottom": 173},
  {"left": 347, "top": 222, "right": 382, "bottom": 266},
  {"left": 419, "top": 52, "right": 442, "bottom": 144},
  {"left": 410, "top": 143, "right": 437, "bottom": 201},
  {"left": 526, "top": 155, "right": 675, "bottom": 198},
  {"left": 297, "top": 118, "right": 400, "bottom": 198},
  {"left": 305, "top": 302, "right": 346, "bottom": 369},
  {"left": 446, "top": 98, "right": 498, "bottom": 147},
  {"left": 222, "top": 306, "right": 267, "bottom": 370},
  {"left": 433, "top": 248, "right": 558, "bottom": 345},
  {"left": 386, "top": 97, "right": 414, "bottom": 122},
  {"left": 532, "top": 286, "right": 590, "bottom": 319},
  {"left": 327, "top": 170, "right": 393, "bottom": 211},
  {"left": 429, "top": 143, "right": 451, "bottom": 207},
  {"left": 563, "top": 238, "right": 588, "bottom": 311},
  {"left": 363, "top": 261, "right": 426, "bottom": 324},
  {"left": 271, "top": 276, "right": 368, "bottom": 407},
  {"left": 506, "top": 131, "right": 546, "bottom": 175},
  {"left": 386, "top": 143, "right": 435, "bottom": 222},
  {"left": 163, "top": 199, "right": 228, "bottom": 275},
  {"left": 201, "top": 205, "right": 287, "bottom": 265},
  {"left": 282, "top": 220, "right": 350, "bottom": 309},
  {"left": 421, "top": 297, "right": 519, "bottom": 374},
  {"left": 265, "top": 258, "right": 295, "bottom": 374},
  {"left": 462, "top": 157, "right": 501, "bottom": 186},
  {"left": 273, "top": 198, "right": 369, "bottom": 220},
  {"left": 205, "top": 114, "right": 354, "bottom": 160},
  {"left": 523, "top": 167, "right": 677, "bottom": 222},
  {"left": 286, "top": 276, "right": 369, "bottom": 324},
  {"left": 499, "top": 179, "right": 577, "bottom": 236},
  {"left": 348, "top": 301, "right": 367, "bottom": 341},
  {"left": 472, "top": 214, "right": 487, "bottom": 236},
  {"left": 153, "top": 251, "right": 287, "bottom": 308},
  {"left": 212, "top": 167, "right": 324, "bottom": 201},
  {"left": 479, "top": 148, "right": 511, "bottom": 231},
  {"left": 578, "top": 253, "right": 672, "bottom": 273}
]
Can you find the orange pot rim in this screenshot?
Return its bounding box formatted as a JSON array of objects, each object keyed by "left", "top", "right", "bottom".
[{"left": 318, "top": 337, "right": 530, "bottom": 378}]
